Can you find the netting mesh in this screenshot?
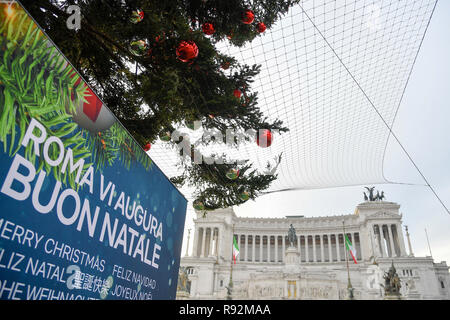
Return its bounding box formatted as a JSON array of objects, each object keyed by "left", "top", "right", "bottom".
[{"left": 149, "top": 0, "right": 437, "bottom": 200}]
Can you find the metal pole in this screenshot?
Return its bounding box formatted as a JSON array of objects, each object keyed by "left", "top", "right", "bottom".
[
  {"left": 343, "top": 221, "right": 354, "bottom": 299},
  {"left": 405, "top": 226, "right": 414, "bottom": 257},
  {"left": 425, "top": 228, "right": 433, "bottom": 258},
  {"left": 227, "top": 224, "right": 235, "bottom": 300}
]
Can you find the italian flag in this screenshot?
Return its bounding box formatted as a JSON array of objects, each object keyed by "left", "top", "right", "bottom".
[
  {"left": 344, "top": 234, "right": 358, "bottom": 264},
  {"left": 232, "top": 236, "right": 240, "bottom": 264}
]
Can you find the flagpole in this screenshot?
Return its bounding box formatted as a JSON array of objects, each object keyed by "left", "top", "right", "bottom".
[
  {"left": 227, "top": 224, "right": 235, "bottom": 300},
  {"left": 425, "top": 228, "right": 433, "bottom": 258},
  {"left": 342, "top": 221, "right": 354, "bottom": 300}
]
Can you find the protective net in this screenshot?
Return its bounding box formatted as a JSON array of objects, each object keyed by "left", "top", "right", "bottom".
[{"left": 149, "top": 0, "right": 438, "bottom": 200}]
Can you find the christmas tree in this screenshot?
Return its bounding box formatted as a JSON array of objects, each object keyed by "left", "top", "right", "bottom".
[{"left": 19, "top": 0, "right": 299, "bottom": 210}]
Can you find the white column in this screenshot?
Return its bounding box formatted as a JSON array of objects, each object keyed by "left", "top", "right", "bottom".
[
  {"left": 240, "top": 234, "right": 244, "bottom": 261},
  {"left": 211, "top": 229, "right": 215, "bottom": 256},
  {"left": 336, "top": 234, "right": 341, "bottom": 261},
  {"left": 297, "top": 235, "right": 301, "bottom": 255},
  {"left": 388, "top": 225, "right": 396, "bottom": 257},
  {"left": 371, "top": 226, "right": 377, "bottom": 256},
  {"left": 193, "top": 227, "right": 199, "bottom": 257},
  {"left": 239, "top": 234, "right": 243, "bottom": 261},
  {"left": 200, "top": 228, "right": 206, "bottom": 257},
  {"left": 260, "top": 235, "right": 263, "bottom": 262},
  {"left": 252, "top": 235, "right": 256, "bottom": 262},
  {"left": 299, "top": 236, "right": 303, "bottom": 262},
  {"left": 353, "top": 232, "right": 359, "bottom": 260},
  {"left": 275, "top": 236, "right": 278, "bottom": 263},
  {"left": 215, "top": 228, "right": 220, "bottom": 257},
  {"left": 378, "top": 225, "right": 386, "bottom": 257},
  {"left": 268, "top": 236, "right": 271, "bottom": 262},
  {"left": 208, "top": 228, "right": 214, "bottom": 256},
  {"left": 212, "top": 229, "right": 217, "bottom": 256},
  {"left": 385, "top": 226, "right": 392, "bottom": 257},
  {"left": 328, "top": 234, "right": 332, "bottom": 262},
  {"left": 282, "top": 235, "right": 285, "bottom": 262},
  {"left": 245, "top": 234, "right": 248, "bottom": 261},
  {"left": 312, "top": 235, "right": 317, "bottom": 262},
  {"left": 320, "top": 235, "right": 324, "bottom": 263},
  {"left": 391, "top": 226, "right": 401, "bottom": 257},
  {"left": 305, "top": 235, "right": 310, "bottom": 262},
  {"left": 376, "top": 225, "right": 382, "bottom": 257},
  {"left": 382, "top": 225, "right": 389, "bottom": 257}
]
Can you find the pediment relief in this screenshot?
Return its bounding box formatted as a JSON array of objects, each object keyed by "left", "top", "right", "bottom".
[{"left": 367, "top": 211, "right": 401, "bottom": 220}]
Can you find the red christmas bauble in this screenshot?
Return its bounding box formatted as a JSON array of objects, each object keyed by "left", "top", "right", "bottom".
[
  {"left": 242, "top": 10, "right": 255, "bottom": 24},
  {"left": 176, "top": 41, "right": 199, "bottom": 63},
  {"left": 202, "top": 22, "right": 215, "bottom": 35},
  {"left": 144, "top": 143, "right": 151, "bottom": 151},
  {"left": 221, "top": 61, "right": 230, "bottom": 70},
  {"left": 256, "top": 22, "right": 266, "bottom": 33},
  {"left": 233, "top": 89, "right": 242, "bottom": 98},
  {"left": 257, "top": 129, "right": 273, "bottom": 148}
]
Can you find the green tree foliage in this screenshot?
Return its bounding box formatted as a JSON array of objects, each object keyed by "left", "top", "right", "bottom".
[
  {"left": 0, "top": 6, "right": 152, "bottom": 192},
  {"left": 19, "top": 0, "right": 298, "bottom": 210}
]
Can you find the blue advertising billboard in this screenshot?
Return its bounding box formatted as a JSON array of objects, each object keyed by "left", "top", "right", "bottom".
[{"left": 0, "top": 2, "right": 187, "bottom": 300}]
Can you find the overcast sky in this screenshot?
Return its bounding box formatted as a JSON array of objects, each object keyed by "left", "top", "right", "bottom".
[{"left": 181, "top": 0, "right": 450, "bottom": 265}]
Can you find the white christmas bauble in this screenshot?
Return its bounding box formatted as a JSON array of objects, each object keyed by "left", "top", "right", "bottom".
[
  {"left": 71, "top": 95, "right": 116, "bottom": 133},
  {"left": 48, "top": 40, "right": 116, "bottom": 133}
]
